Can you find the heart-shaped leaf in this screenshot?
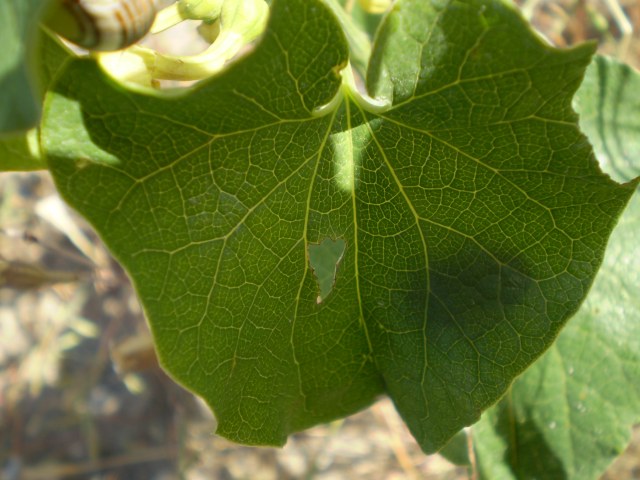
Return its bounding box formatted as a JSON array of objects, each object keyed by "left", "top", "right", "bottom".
[{"left": 42, "top": 0, "right": 637, "bottom": 452}]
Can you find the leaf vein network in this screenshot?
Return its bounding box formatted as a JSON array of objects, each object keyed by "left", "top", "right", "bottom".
[
  {"left": 289, "top": 100, "right": 339, "bottom": 405},
  {"left": 353, "top": 101, "right": 431, "bottom": 385},
  {"left": 345, "top": 98, "right": 374, "bottom": 355},
  {"left": 271, "top": 33, "right": 308, "bottom": 112},
  {"left": 393, "top": 67, "right": 536, "bottom": 109},
  {"left": 378, "top": 116, "right": 561, "bottom": 230}
]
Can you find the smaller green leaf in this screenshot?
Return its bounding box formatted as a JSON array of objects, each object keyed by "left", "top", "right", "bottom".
[
  {"left": 322, "top": 0, "right": 373, "bottom": 78},
  {"left": 0, "top": 32, "right": 73, "bottom": 171},
  {"left": 573, "top": 55, "right": 640, "bottom": 183},
  {"left": 0, "top": 130, "right": 44, "bottom": 171},
  {"left": 0, "top": 0, "right": 48, "bottom": 135},
  {"left": 438, "top": 429, "right": 471, "bottom": 467},
  {"left": 351, "top": 2, "right": 386, "bottom": 38}
]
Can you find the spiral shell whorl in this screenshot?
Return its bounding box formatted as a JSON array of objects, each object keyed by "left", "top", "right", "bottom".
[{"left": 51, "top": 0, "right": 158, "bottom": 51}]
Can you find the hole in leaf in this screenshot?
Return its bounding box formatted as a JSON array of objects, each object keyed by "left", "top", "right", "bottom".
[{"left": 308, "top": 238, "right": 346, "bottom": 303}]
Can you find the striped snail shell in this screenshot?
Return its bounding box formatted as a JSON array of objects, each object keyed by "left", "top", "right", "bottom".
[{"left": 44, "top": 0, "right": 159, "bottom": 51}]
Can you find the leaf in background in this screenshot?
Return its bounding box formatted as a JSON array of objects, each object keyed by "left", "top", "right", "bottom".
[
  {"left": 329, "top": 0, "right": 386, "bottom": 44},
  {"left": 322, "top": 0, "right": 373, "bottom": 78},
  {"left": 0, "top": 130, "right": 44, "bottom": 171},
  {"left": 42, "top": 0, "right": 637, "bottom": 452},
  {"left": 351, "top": 3, "right": 385, "bottom": 40},
  {"left": 438, "top": 428, "right": 471, "bottom": 467},
  {"left": 472, "top": 56, "right": 640, "bottom": 480},
  {"left": 308, "top": 238, "right": 346, "bottom": 301},
  {"left": 0, "top": 0, "right": 48, "bottom": 135},
  {"left": 0, "top": 33, "right": 73, "bottom": 171},
  {"left": 573, "top": 55, "right": 640, "bottom": 183}
]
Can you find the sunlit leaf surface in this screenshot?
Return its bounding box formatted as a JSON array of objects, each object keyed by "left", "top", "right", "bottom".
[{"left": 42, "top": 0, "right": 636, "bottom": 452}]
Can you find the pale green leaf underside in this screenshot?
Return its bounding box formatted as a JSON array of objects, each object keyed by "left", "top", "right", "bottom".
[
  {"left": 574, "top": 55, "right": 640, "bottom": 183},
  {"left": 42, "top": 0, "right": 636, "bottom": 452},
  {"left": 473, "top": 56, "right": 640, "bottom": 480}
]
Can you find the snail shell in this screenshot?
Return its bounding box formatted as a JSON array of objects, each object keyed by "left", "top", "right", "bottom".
[{"left": 45, "top": 0, "right": 158, "bottom": 51}]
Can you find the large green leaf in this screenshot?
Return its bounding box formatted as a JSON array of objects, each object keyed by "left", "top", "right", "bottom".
[
  {"left": 0, "top": 0, "right": 48, "bottom": 135},
  {"left": 41, "top": 0, "right": 637, "bottom": 452},
  {"left": 472, "top": 56, "right": 640, "bottom": 480}
]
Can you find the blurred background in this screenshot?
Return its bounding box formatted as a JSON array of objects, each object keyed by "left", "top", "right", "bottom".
[{"left": 1, "top": 1, "right": 639, "bottom": 478}]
